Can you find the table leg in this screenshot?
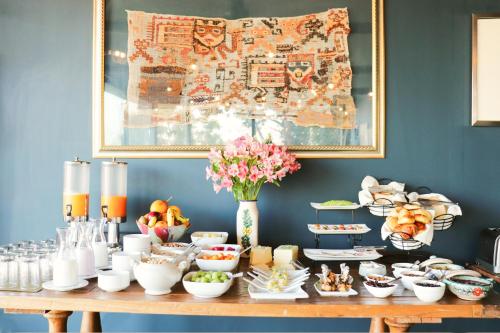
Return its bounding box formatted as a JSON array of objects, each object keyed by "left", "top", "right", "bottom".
[
  {"left": 369, "top": 317, "right": 386, "bottom": 333},
  {"left": 384, "top": 318, "right": 410, "bottom": 333},
  {"left": 81, "top": 311, "right": 102, "bottom": 332},
  {"left": 43, "top": 310, "right": 72, "bottom": 333}
]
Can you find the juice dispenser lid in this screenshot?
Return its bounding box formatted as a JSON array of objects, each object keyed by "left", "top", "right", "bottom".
[
  {"left": 64, "top": 156, "right": 90, "bottom": 165},
  {"left": 102, "top": 157, "right": 128, "bottom": 165}
]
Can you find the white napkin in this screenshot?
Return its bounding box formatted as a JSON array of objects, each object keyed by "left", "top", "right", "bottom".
[
  {"left": 380, "top": 211, "right": 435, "bottom": 246},
  {"left": 407, "top": 192, "right": 462, "bottom": 216},
  {"left": 359, "top": 175, "right": 407, "bottom": 205}
]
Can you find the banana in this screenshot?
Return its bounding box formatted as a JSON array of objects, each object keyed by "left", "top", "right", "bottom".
[
  {"left": 172, "top": 209, "right": 190, "bottom": 226},
  {"left": 166, "top": 207, "right": 176, "bottom": 227}
]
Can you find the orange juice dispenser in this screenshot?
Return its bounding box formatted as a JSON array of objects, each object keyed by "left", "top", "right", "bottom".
[
  {"left": 101, "top": 159, "right": 127, "bottom": 249},
  {"left": 63, "top": 157, "right": 90, "bottom": 223}
]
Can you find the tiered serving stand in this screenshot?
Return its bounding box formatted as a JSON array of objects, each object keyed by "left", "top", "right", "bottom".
[{"left": 308, "top": 202, "right": 370, "bottom": 249}]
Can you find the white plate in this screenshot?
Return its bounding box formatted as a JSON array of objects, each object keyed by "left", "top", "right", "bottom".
[
  {"left": 248, "top": 284, "right": 309, "bottom": 300},
  {"left": 310, "top": 202, "right": 361, "bottom": 210},
  {"left": 304, "top": 248, "right": 383, "bottom": 261},
  {"left": 314, "top": 281, "right": 358, "bottom": 297},
  {"left": 307, "top": 224, "right": 371, "bottom": 235},
  {"left": 42, "top": 279, "right": 89, "bottom": 292}
]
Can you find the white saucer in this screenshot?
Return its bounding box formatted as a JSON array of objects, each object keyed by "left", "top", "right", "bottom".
[
  {"left": 79, "top": 272, "right": 98, "bottom": 279},
  {"left": 42, "top": 279, "right": 89, "bottom": 292}
]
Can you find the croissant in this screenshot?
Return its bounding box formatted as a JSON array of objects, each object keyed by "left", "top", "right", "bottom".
[
  {"left": 414, "top": 222, "right": 426, "bottom": 232},
  {"left": 398, "top": 208, "right": 411, "bottom": 219}
]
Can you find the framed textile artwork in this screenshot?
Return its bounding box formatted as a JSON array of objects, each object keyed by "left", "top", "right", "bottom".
[
  {"left": 472, "top": 14, "right": 500, "bottom": 126},
  {"left": 93, "top": 0, "right": 385, "bottom": 158}
]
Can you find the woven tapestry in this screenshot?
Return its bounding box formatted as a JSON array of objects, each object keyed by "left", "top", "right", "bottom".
[{"left": 126, "top": 9, "right": 356, "bottom": 129}]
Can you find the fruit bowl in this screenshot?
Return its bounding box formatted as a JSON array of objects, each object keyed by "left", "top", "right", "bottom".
[{"left": 136, "top": 221, "right": 189, "bottom": 243}]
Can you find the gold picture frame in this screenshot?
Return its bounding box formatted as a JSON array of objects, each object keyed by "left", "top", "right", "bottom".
[
  {"left": 92, "top": 0, "right": 385, "bottom": 158},
  {"left": 471, "top": 13, "right": 500, "bottom": 126}
]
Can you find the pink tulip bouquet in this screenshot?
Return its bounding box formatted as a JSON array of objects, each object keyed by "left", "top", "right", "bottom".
[{"left": 206, "top": 136, "right": 301, "bottom": 201}]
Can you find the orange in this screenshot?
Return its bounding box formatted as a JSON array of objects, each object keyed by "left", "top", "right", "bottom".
[{"left": 150, "top": 200, "right": 169, "bottom": 214}]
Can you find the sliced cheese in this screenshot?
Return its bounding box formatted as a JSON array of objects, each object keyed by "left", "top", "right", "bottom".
[{"left": 250, "top": 246, "right": 272, "bottom": 266}]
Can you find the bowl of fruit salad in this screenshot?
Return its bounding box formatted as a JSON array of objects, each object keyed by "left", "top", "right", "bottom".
[
  {"left": 196, "top": 251, "right": 240, "bottom": 271},
  {"left": 205, "top": 244, "right": 241, "bottom": 252},
  {"left": 182, "top": 271, "right": 233, "bottom": 298}
]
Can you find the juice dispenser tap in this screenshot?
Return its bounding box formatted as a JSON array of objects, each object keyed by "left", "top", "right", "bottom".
[
  {"left": 101, "top": 158, "right": 127, "bottom": 251},
  {"left": 63, "top": 157, "right": 90, "bottom": 224}
]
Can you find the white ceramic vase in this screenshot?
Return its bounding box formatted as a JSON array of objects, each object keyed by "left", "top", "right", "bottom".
[{"left": 236, "top": 201, "right": 258, "bottom": 256}]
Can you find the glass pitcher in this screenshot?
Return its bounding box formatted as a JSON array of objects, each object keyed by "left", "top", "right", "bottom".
[
  {"left": 91, "top": 218, "right": 109, "bottom": 268},
  {"left": 75, "top": 222, "right": 95, "bottom": 277},
  {"left": 53, "top": 227, "right": 78, "bottom": 287}
]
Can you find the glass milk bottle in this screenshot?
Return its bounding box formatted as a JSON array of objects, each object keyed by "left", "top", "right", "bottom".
[
  {"left": 75, "top": 222, "right": 95, "bottom": 277},
  {"left": 53, "top": 227, "right": 78, "bottom": 287},
  {"left": 91, "top": 218, "right": 109, "bottom": 268}
]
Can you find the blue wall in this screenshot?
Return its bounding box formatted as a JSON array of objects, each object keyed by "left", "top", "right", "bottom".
[{"left": 1, "top": 0, "right": 499, "bottom": 331}]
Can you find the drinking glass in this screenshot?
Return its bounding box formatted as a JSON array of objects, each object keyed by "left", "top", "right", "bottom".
[
  {"left": 0, "top": 254, "right": 13, "bottom": 289},
  {"left": 19, "top": 254, "right": 41, "bottom": 291},
  {"left": 34, "top": 250, "right": 53, "bottom": 283}
]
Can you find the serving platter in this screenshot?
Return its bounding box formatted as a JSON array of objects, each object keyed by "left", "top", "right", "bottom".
[
  {"left": 304, "top": 248, "right": 383, "bottom": 261},
  {"left": 247, "top": 284, "right": 309, "bottom": 300},
  {"left": 313, "top": 281, "right": 358, "bottom": 297},
  {"left": 308, "top": 224, "right": 371, "bottom": 235},
  {"left": 310, "top": 202, "right": 361, "bottom": 210}
]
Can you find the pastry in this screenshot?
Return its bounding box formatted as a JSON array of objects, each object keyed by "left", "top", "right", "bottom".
[{"left": 403, "top": 203, "right": 421, "bottom": 210}]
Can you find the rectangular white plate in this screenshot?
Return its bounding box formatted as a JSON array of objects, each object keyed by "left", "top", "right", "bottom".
[
  {"left": 303, "top": 248, "right": 383, "bottom": 261},
  {"left": 248, "top": 284, "right": 309, "bottom": 300},
  {"left": 313, "top": 281, "right": 358, "bottom": 297},
  {"left": 307, "top": 224, "right": 371, "bottom": 235},
  {"left": 310, "top": 202, "right": 361, "bottom": 210}
]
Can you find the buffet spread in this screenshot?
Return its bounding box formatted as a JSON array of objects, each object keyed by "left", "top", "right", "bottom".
[{"left": 0, "top": 155, "right": 495, "bottom": 311}]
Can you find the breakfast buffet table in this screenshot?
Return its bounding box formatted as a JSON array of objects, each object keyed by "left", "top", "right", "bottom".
[{"left": 0, "top": 256, "right": 498, "bottom": 333}]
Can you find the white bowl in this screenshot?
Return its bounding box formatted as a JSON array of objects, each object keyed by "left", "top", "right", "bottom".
[
  {"left": 400, "top": 270, "right": 427, "bottom": 290},
  {"left": 196, "top": 251, "right": 240, "bottom": 271},
  {"left": 391, "top": 263, "right": 419, "bottom": 278},
  {"left": 182, "top": 271, "right": 232, "bottom": 298},
  {"left": 191, "top": 232, "right": 228, "bottom": 247},
  {"left": 204, "top": 244, "right": 241, "bottom": 252},
  {"left": 366, "top": 274, "right": 395, "bottom": 283},
  {"left": 97, "top": 270, "right": 130, "bottom": 292},
  {"left": 427, "top": 263, "right": 464, "bottom": 279},
  {"left": 413, "top": 279, "right": 445, "bottom": 303},
  {"left": 363, "top": 281, "right": 398, "bottom": 298}
]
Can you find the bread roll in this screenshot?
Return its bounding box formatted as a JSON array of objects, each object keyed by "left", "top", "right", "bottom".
[
  {"left": 398, "top": 208, "right": 410, "bottom": 218},
  {"left": 400, "top": 224, "right": 417, "bottom": 237},
  {"left": 387, "top": 216, "right": 399, "bottom": 230},
  {"left": 398, "top": 216, "right": 415, "bottom": 225},
  {"left": 414, "top": 214, "right": 431, "bottom": 224}
]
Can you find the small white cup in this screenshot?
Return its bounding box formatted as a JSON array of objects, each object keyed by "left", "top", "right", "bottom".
[
  {"left": 98, "top": 270, "right": 130, "bottom": 292},
  {"left": 112, "top": 251, "right": 136, "bottom": 281},
  {"left": 123, "top": 234, "right": 151, "bottom": 255}
]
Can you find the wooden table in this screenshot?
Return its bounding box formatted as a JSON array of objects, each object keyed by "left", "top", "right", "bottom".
[{"left": 0, "top": 256, "right": 498, "bottom": 333}]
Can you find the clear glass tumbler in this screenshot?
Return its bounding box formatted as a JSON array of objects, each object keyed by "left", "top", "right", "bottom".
[
  {"left": 0, "top": 254, "right": 13, "bottom": 289},
  {"left": 19, "top": 254, "right": 41, "bottom": 291}
]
